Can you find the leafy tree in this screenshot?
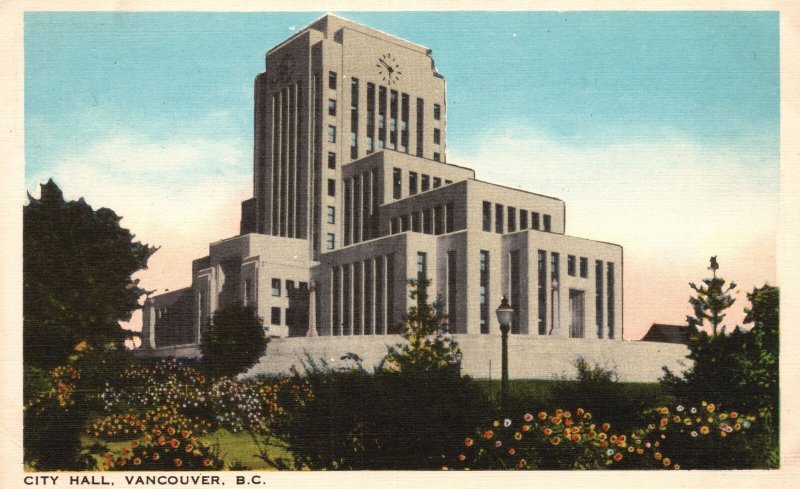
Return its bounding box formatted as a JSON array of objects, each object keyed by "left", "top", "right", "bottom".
[
  {"left": 200, "top": 303, "right": 268, "bottom": 378},
  {"left": 24, "top": 179, "right": 157, "bottom": 369},
  {"left": 382, "top": 279, "right": 462, "bottom": 374},
  {"left": 687, "top": 256, "right": 736, "bottom": 337}
]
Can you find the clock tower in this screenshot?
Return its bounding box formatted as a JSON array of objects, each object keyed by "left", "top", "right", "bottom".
[{"left": 242, "top": 14, "right": 447, "bottom": 260}]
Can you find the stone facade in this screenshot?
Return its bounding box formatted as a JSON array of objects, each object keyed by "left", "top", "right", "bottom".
[{"left": 140, "top": 14, "right": 687, "bottom": 380}]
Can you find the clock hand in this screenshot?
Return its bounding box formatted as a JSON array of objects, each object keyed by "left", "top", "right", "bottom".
[{"left": 379, "top": 59, "right": 394, "bottom": 74}]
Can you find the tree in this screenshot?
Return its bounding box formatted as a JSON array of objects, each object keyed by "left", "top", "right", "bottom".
[
  {"left": 687, "top": 256, "right": 736, "bottom": 337},
  {"left": 381, "top": 279, "right": 462, "bottom": 374},
  {"left": 23, "top": 179, "right": 157, "bottom": 369},
  {"left": 200, "top": 303, "right": 268, "bottom": 378}
]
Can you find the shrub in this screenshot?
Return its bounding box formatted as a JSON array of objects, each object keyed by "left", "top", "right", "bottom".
[
  {"left": 105, "top": 425, "right": 222, "bottom": 470},
  {"left": 200, "top": 304, "right": 268, "bottom": 378},
  {"left": 453, "top": 402, "right": 756, "bottom": 470}
]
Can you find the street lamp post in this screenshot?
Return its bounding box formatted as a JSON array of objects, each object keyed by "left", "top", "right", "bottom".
[{"left": 495, "top": 296, "right": 514, "bottom": 413}]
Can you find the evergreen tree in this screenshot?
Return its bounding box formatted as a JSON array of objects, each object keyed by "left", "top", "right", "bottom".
[
  {"left": 687, "top": 256, "right": 736, "bottom": 337},
  {"left": 200, "top": 303, "right": 268, "bottom": 378}
]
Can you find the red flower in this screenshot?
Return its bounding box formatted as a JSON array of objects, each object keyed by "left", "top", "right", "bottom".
[
  {"left": 601, "top": 423, "right": 610, "bottom": 431},
  {"left": 464, "top": 437, "right": 474, "bottom": 447},
  {"left": 483, "top": 430, "right": 494, "bottom": 440},
  {"left": 613, "top": 453, "right": 623, "bottom": 462},
  {"left": 458, "top": 454, "right": 466, "bottom": 462},
  {"left": 169, "top": 438, "right": 180, "bottom": 449}
]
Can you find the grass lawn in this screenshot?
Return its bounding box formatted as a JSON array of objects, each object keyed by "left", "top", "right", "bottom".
[{"left": 83, "top": 429, "right": 294, "bottom": 470}]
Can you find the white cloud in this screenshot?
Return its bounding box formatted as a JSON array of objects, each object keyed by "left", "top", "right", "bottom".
[{"left": 450, "top": 124, "right": 778, "bottom": 338}]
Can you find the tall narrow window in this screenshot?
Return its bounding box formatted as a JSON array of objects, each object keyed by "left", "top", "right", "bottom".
[
  {"left": 416, "top": 98, "right": 424, "bottom": 156},
  {"left": 417, "top": 252, "right": 428, "bottom": 302},
  {"left": 433, "top": 152, "right": 441, "bottom": 162},
  {"left": 433, "top": 103, "right": 441, "bottom": 120},
  {"left": 480, "top": 250, "right": 489, "bottom": 334},
  {"left": 433, "top": 177, "right": 442, "bottom": 188},
  {"left": 508, "top": 206, "right": 516, "bottom": 232},
  {"left": 567, "top": 255, "right": 576, "bottom": 276},
  {"left": 423, "top": 208, "right": 433, "bottom": 234},
  {"left": 409, "top": 171, "right": 418, "bottom": 195},
  {"left": 386, "top": 254, "right": 396, "bottom": 333},
  {"left": 433, "top": 128, "right": 441, "bottom": 145},
  {"left": 551, "top": 252, "right": 560, "bottom": 333},
  {"left": 580, "top": 257, "right": 588, "bottom": 278},
  {"left": 328, "top": 125, "right": 336, "bottom": 143},
  {"left": 532, "top": 212, "right": 540, "bottom": 230},
  {"left": 327, "top": 206, "right": 335, "bottom": 224},
  {"left": 448, "top": 250, "right": 458, "bottom": 332},
  {"left": 271, "top": 307, "right": 281, "bottom": 325},
  {"left": 286, "top": 280, "right": 295, "bottom": 291},
  {"left": 389, "top": 90, "right": 398, "bottom": 150},
  {"left": 378, "top": 86, "right": 387, "bottom": 148},
  {"left": 366, "top": 82, "right": 375, "bottom": 153},
  {"left": 393, "top": 168, "right": 402, "bottom": 199},
  {"left": 326, "top": 233, "right": 335, "bottom": 250},
  {"left": 482, "top": 201, "right": 491, "bottom": 231},
  {"left": 328, "top": 71, "right": 337, "bottom": 90},
  {"left": 607, "top": 263, "right": 615, "bottom": 339},
  {"left": 538, "top": 250, "right": 547, "bottom": 335},
  {"left": 327, "top": 179, "right": 336, "bottom": 197},
  {"left": 400, "top": 93, "right": 409, "bottom": 152},
  {"left": 543, "top": 214, "right": 552, "bottom": 232},
  {"left": 328, "top": 98, "right": 336, "bottom": 116},
  {"left": 520, "top": 209, "right": 528, "bottom": 229},
  {"left": 332, "top": 267, "right": 341, "bottom": 334},
  {"left": 596, "top": 260, "right": 604, "bottom": 338},
  {"left": 343, "top": 264, "right": 351, "bottom": 335},
  {"left": 510, "top": 250, "right": 521, "bottom": 333},
  {"left": 350, "top": 78, "right": 359, "bottom": 160},
  {"left": 327, "top": 152, "right": 336, "bottom": 169},
  {"left": 421, "top": 174, "right": 430, "bottom": 192},
  {"left": 271, "top": 278, "right": 281, "bottom": 297},
  {"left": 495, "top": 204, "right": 504, "bottom": 234}
]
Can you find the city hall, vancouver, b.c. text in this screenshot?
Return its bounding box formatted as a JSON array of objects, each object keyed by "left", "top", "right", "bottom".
[{"left": 141, "top": 14, "right": 688, "bottom": 381}]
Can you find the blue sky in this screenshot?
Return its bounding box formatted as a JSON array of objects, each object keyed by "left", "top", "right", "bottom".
[{"left": 24, "top": 11, "right": 779, "bottom": 338}]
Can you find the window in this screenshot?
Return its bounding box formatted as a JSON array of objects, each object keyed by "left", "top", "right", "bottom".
[
  {"left": 538, "top": 250, "right": 547, "bottom": 335},
  {"left": 495, "top": 204, "right": 504, "bottom": 234},
  {"left": 433, "top": 152, "right": 440, "bottom": 162},
  {"left": 596, "top": 260, "right": 604, "bottom": 338},
  {"left": 417, "top": 252, "right": 428, "bottom": 302},
  {"left": 271, "top": 307, "right": 281, "bottom": 325},
  {"left": 567, "top": 255, "right": 576, "bottom": 276},
  {"left": 532, "top": 212, "right": 540, "bottom": 230},
  {"left": 393, "top": 168, "right": 402, "bottom": 199},
  {"left": 327, "top": 206, "right": 335, "bottom": 224},
  {"left": 286, "top": 280, "right": 295, "bottom": 291},
  {"left": 543, "top": 214, "right": 552, "bottom": 232},
  {"left": 350, "top": 133, "right": 357, "bottom": 160},
  {"left": 433, "top": 103, "right": 441, "bottom": 120},
  {"left": 445, "top": 179, "right": 452, "bottom": 185},
  {"left": 482, "top": 201, "right": 491, "bottom": 231},
  {"left": 299, "top": 282, "right": 308, "bottom": 290},
  {"left": 271, "top": 278, "right": 281, "bottom": 297},
  {"left": 480, "top": 250, "right": 489, "bottom": 334},
  {"left": 433, "top": 177, "right": 442, "bottom": 188},
  {"left": 508, "top": 206, "right": 516, "bottom": 232},
  {"left": 327, "top": 179, "right": 336, "bottom": 197},
  {"left": 433, "top": 128, "right": 441, "bottom": 144},
  {"left": 326, "top": 233, "right": 335, "bottom": 250},
  {"left": 580, "top": 257, "right": 588, "bottom": 278},
  {"left": 510, "top": 250, "right": 521, "bottom": 333},
  {"left": 421, "top": 174, "right": 430, "bottom": 192},
  {"left": 409, "top": 171, "right": 418, "bottom": 195},
  {"left": 328, "top": 71, "right": 337, "bottom": 90},
  {"left": 350, "top": 78, "right": 359, "bottom": 160},
  {"left": 327, "top": 152, "right": 336, "bottom": 169},
  {"left": 416, "top": 98, "right": 424, "bottom": 157},
  {"left": 448, "top": 251, "right": 458, "bottom": 332},
  {"left": 400, "top": 93, "right": 409, "bottom": 152},
  {"left": 328, "top": 125, "right": 336, "bottom": 143},
  {"left": 607, "top": 263, "right": 615, "bottom": 339},
  {"left": 520, "top": 209, "right": 528, "bottom": 229},
  {"left": 328, "top": 98, "right": 336, "bottom": 116}
]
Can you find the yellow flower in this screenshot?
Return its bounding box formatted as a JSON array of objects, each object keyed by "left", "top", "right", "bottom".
[
  {"left": 706, "top": 403, "right": 716, "bottom": 413},
  {"left": 493, "top": 420, "right": 500, "bottom": 428},
  {"left": 674, "top": 464, "right": 681, "bottom": 470},
  {"left": 700, "top": 426, "right": 710, "bottom": 435},
  {"left": 720, "top": 431, "right": 727, "bottom": 438},
  {"left": 514, "top": 432, "right": 523, "bottom": 441}
]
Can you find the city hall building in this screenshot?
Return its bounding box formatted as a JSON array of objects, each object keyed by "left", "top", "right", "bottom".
[{"left": 141, "top": 14, "right": 686, "bottom": 381}]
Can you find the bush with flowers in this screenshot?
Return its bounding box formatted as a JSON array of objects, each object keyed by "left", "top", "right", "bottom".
[
  {"left": 452, "top": 402, "right": 755, "bottom": 470},
  {"left": 104, "top": 424, "right": 223, "bottom": 471}
]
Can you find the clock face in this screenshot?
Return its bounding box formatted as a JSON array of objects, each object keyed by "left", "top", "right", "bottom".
[{"left": 376, "top": 53, "right": 401, "bottom": 86}]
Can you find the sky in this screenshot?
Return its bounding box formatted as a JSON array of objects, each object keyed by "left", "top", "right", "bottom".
[{"left": 24, "top": 11, "right": 779, "bottom": 340}]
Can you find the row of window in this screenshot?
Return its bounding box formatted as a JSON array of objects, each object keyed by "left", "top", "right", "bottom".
[
  {"left": 388, "top": 202, "right": 455, "bottom": 235},
  {"left": 271, "top": 278, "right": 309, "bottom": 297},
  {"left": 392, "top": 167, "right": 453, "bottom": 200},
  {"left": 327, "top": 71, "right": 442, "bottom": 161},
  {"left": 482, "top": 201, "right": 552, "bottom": 234},
  {"left": 566, "top": 255, "right": 590, "bottom": 278}
]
